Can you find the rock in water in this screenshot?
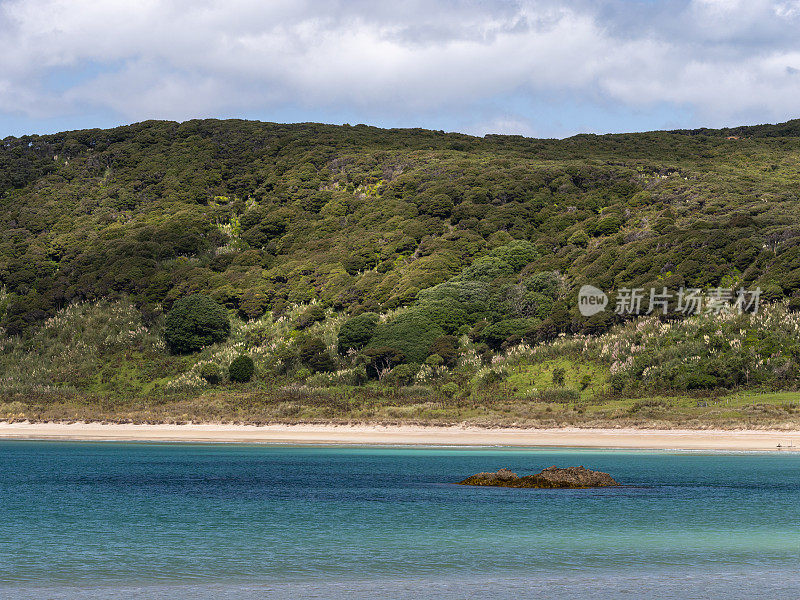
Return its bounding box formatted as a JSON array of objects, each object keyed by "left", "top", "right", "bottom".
[{"left": 457, "top": 466, "right": 619, "bottom": 488}]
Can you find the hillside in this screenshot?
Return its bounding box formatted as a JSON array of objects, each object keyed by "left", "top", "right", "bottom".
[
  {"left": 3, "top": 118, "right": 800, "bottom": 425},
  {"left": 3, "top": 118, "right": 800, "bottom": 332}
]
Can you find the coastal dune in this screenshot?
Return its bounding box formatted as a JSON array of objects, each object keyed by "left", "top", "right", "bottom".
[{"left": 1, "top": 422, "right": 800, "bottom": 451}]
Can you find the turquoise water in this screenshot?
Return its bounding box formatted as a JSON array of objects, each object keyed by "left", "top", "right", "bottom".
[{"left": 2, "top": 442, "right": 800, "bottom": 599}]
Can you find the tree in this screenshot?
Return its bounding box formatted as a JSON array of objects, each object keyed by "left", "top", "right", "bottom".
[
  {"left": 480, "top": 318, "right": 534, "bottom": 350},
  {"left": 488, "top": 240, "right": 538, "bottom": 271},
  {"left": 524, "top": 272, "right": 561, "bottom": 299},
  {"left": 362, "top": 346, "right": 405, "bottom": 379},
  {"left": 429, "top": 335, "right": 459, "bottom": 368},
  {"left": 568, "top": 229, "right": 589, "bottom": 247},
  {"left": 296, "top": 305, "right": 325, "bottom": 329},
  {"left": 298, "top": 335, "right": 334, "bottom": 372},
  {"left": 417, "top": 300, "right": 469, "bottom": 335},
  {"left": 367, "top": 309, "right": 444, "bottom": 364},
  {"left": 385, "top": 363, "right": 419, "bottom": 386},
  {"left": 419, "top": 193, "right": 454, "bottom": 218},
  {"left": 164, "top": 294, "right": 230, "bottom": 354},
  {"left": 229, "top": 355, "right": 255, "bottom": 382},
  {"left": 337, "top": 312, "right": 379, "bottom": 353}
]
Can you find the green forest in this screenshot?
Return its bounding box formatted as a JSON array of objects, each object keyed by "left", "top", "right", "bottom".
[{"left": 3, "top": 118, "right": 800, "bottom": 426}]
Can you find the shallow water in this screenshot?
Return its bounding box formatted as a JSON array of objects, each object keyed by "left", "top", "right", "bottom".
[{"left": 2, "top": 442, "right": 800, "bottom": 598}]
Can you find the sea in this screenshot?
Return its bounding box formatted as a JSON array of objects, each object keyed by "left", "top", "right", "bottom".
[{"left": 2, "top": 441, "right": 800, "bottom": 599}]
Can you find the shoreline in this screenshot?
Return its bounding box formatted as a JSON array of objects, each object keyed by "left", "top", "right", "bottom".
[{"left": 2, "top": 422, "right": 800, "bottom": 451}]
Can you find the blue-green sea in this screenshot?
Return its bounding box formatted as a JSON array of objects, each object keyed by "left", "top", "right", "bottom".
[{"left": 2, "top": 441, "right": 800, "bottom": 599}]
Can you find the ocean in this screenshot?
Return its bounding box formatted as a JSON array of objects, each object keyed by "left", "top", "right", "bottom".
[{"left": 2, "top": 441, "right": 800, "bottom": 599}]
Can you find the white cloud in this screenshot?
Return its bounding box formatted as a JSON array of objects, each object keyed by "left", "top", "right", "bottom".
[{"left": 0, "top": 0, "right": 799, "bottom": 133}]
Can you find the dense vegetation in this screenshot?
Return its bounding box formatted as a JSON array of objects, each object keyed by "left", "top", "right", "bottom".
[
  {"left": 3, "top": 117, "right": 800, "bottom": 424},
  {"left": 164, "top": 293, "right": 230, "bottom": 354}
]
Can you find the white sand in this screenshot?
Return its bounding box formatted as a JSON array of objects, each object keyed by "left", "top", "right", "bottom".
[{"left": 1, "top": 421, "right": 800, "bottom": 450}]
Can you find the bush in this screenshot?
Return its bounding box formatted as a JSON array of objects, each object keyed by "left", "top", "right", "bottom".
[
  {"left": 298, "top": 335, "right": 335, "bottom": 373},
  {"left": 417, "top": 300, "right": 469, "bottom": 334},
  {"left": 480, "top": 318, "right": 535, "bottom": 350},
  {"left": 200, "top": 363, "right": 221, "bottom": 384},
  {"left": 385, "top": 363, "right": 419, "bottom": 386},
  {"left": 552, "top": 367, "right": 566, "bottom": 387},
  {"left": 478, "top": 369, "right": 506, "bottom": 388},
  {"left": 419, "top": 193, "right": 454, "bottom": 218},
  {"left": 229, "top": 355, "right": 255, "bottom": 383},
  {"left": 337, "top": 312, "right": 379, "bottom": 353},
  {"left": 580, "top": 374, "right": 592, "bottom": 391},
  {"left": 429, "top": 335, "right": 459, "bottom": 367},
  {"left": 367, "top": 309, "right": 444, "bottom": 364},
  {"left": 458, "top": 255, "right": 513, "bottom": 282},
  {"left": 425, "top": 353, "right": 444, "bottom": 367},
  {"left": 760, "top": 283, "right": 784, "bottom": 303},
  {"left": 488, "top": 240, "right": 538, "bottom": 271},
  {"left": 594, "top": 215, "right": 623, "bottom": 236},
  {"left": 441, "top": 381, "right": 460, "bottom": 398},
  {"left": 164, "top": 294, "right": 230, "bottom": 354},
  {"left": 609, "top": 374, "right": 626, "bottom": 394},
  {"left": 362, "top": 346, "right": 406, "bottom": 379},
  {"left": 568, "top": 230, "right": 589, "bottom": 247},
  {"left": 296, "top": 305, "right": 325, "bottom": 329},
  {"left": 524, "top": 272, "right": 561, "bottom": 299}
]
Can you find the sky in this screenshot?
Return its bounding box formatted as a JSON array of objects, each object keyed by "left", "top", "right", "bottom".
[{"left": 1, "top": 0, "right": 800, "bottom": 139}]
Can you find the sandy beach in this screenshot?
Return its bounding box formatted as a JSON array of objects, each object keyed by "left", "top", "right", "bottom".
[{"left": 1, "top": 422, "right": 800, "bottom": 450}]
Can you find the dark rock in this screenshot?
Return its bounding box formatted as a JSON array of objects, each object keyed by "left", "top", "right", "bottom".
[{"left": 457, "top": 465, "right": 619, "bottom": 488}]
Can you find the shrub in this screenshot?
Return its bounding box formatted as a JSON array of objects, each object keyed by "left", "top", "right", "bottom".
[
  {"left": 385, "top": 363, "right": 419, "bottom": 386},
  {"left": 238, "top": 288, "right": 273, "bottom": 320},
  {"left": 367, "top": 309, "right": 444, "bottom": 364},
  {"left": 417, "top": 300, "right": 469, "bottom": 334},
  {"left": 425, "top": 353, "right": 444, "bottom": 367},
  {"left": 362, "top": 346, "right": 406, "bottom": 379},
  {"left": 298, "top": 335, "right": 335, "bottom": 372},
  {"left": 594, "top": 215, "right": 623, "bottom": 236},
  {"left": 480, "top": 318, "right": 535, "bottom": 350},
  {"left": 337, "top": 312, "right": 379, "bottom": 353},
  {"left": 524, "top": 272, "right": 561, "bottom": 299},
  {"left": 441, "top": 381, "right": 460, "bottom": 398},
  {"left": 488, "top": 240, "right": 538, "bottom": 271},
  {"left": 478, "top": 369, "right": 506, "bottom": 388},
  {"left": 164, "top": 294, "right": 230, "bottom": 354},
  {"left": 609, "top": 374, "right": 626, "bottom": 394},
  {"left": 419, "top": 193, "right": 454, "bottom": 218},
  {"left": 760, "top": 283, "right": 784, "bottom": 303},
  {"left": 229, "top": 355, "right": 255, "bottom": 383},
  {"left": 580, "top": 374, "right": 592, "bottom": 391},
  {"left": 296, "top": 305, "right": 325, "bottom": 329},
  {"left": 429, "top": 335, "right": 459, "bottom": 367},
  {"left": 458, "top": 256, "right": 513, "bottom": 282},
  {"left": 568, "top": 230, "right": 589, "bottom": 247},
  {"left": 200, "top": 363, "right": 221, "bottom": 384},
  {"left": 552, "top": 367, "right": 566, "bottom": 387}
]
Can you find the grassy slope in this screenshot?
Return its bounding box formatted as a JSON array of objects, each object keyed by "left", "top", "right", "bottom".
[{"left": 2, "top": 297, "right": 800, "bottom": 429}]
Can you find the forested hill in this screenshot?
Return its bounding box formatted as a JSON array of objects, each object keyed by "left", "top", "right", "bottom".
[{"left": 2, "top": 117, "right": 800, "bottom": 335}]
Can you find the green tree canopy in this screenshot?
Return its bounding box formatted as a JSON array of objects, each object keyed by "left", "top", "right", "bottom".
[
  {"left": 164, "top": 294, "right": 230, "bottom": 354},
  {"left": 337, "top": 312, "right": 379, "bottom": 353},
  {"left": 229, "top": 354, "right": 255, "bottom": 382}
]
